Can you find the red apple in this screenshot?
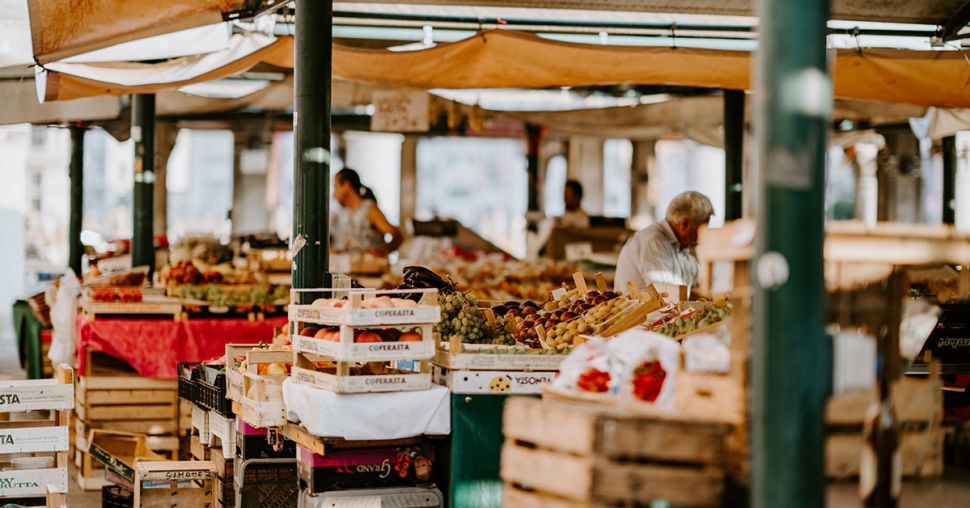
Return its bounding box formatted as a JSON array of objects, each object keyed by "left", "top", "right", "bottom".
[{"left": 355, "top": 332, "right": 383, "bottom": 343}]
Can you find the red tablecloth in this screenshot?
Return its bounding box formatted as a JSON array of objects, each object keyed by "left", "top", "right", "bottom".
[{"left": 77, "top": 315, "right": 287, "bottom": 379}]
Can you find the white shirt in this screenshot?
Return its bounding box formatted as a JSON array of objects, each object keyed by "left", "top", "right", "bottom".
[{"left": 614, "top": 220, "right": 699, "bottom": 292}]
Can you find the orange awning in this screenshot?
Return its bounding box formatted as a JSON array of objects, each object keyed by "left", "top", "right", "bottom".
[
  {"left": 37, "top": 30, "right": 970, "bottom": 108},
  {"left": 27, "top": 0, "right": 245, "bottom": 64}
]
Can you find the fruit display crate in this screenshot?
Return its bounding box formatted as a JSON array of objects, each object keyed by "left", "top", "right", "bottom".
[
  {"left": 291, "top": 353, "right": 433, "bottom": 394},
  {"left": 433, "top": 366, "right": 557, "bottom": 395},
  {"left": 0, "top": 365, "right": 74, "bottom": 501},
  {"left": 292, "top": 324, "right": 435, "bottom": 362},
  {"left": 226, "top": 346, "right": 292, "bottom": 428},
  {"left": 433, "top": 339, "right": 567, "bottom": 371},
  {"left": 297, "top": 443, "right": 438, "bottom": 494},
  {"left": 289, "top": 288, "right": 440, "bottom": 327},
  {"left": 79, "top": 295, "right": 182, "bottom": 321}
]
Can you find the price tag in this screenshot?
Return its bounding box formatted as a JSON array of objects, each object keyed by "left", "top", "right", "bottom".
[
  {"left": 551, "top": 288, "right": 567, "bottom": 300},
  {"left": 329, "top": 254, "right": 351, "bottom": 274},
  {"left": 564, "top": 242, "right": 593, "bottom": 262}
]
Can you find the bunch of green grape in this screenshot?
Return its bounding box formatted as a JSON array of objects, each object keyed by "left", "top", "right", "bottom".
[
  {"left": 489, "top": 316, "right": 517, "bottom": 346},
  {"left": 435, "top": 292, "right": 491, "bottom": 344}
]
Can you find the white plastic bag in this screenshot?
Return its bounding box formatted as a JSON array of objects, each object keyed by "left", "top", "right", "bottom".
[
  {"left": 608, "top": 330, "right": 680, "bottom": 409},
  {"left": 48, "top": 270, "right": 81, "bottom": 368},
  {"left": 683, "top": 332, "right": 731, "bottom": 373},
  {"left": 901, "top": 299, "right": 941, "bottom": 361},
  {"left": 552, "top": 338, "right": 615, "bottom": 394}
]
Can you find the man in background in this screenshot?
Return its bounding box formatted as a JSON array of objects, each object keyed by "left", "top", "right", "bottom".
[
  {"left": 614, "top": 191, "right": 714, "bottom": 292},
  {"left": 558, "top": 180, "right": 589, "bottom": 228}
]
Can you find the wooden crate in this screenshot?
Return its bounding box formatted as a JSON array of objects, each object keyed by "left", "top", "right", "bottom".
[
  {"left": 134, "top": 461, "right": 217, "bottom": 507},
  {"left": 0, "top": 366, "right": 74, "bottom": 501},
  {"left": 825, "top": 371, "right": 944, "bottom": 479},
  {"left": 76, "top": 374, "right": 178, "bottom": 423},
  {"left": 502, "top": 398, "right": 728, "bottom": 507},
  {"left": 79, "top": 295, "right": 182, "bottom": 321},
  {"left": 291, "top": 352, "right": 431, "bottom": 394}
]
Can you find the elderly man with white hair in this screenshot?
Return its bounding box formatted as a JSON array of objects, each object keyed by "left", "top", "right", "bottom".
[{"left": 614, "top": 191, "right": 714, "bottom": 292}]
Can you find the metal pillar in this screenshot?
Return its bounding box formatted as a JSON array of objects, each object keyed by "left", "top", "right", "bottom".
[
  {"left": 131, "top": 94, "right": 156, "bottom": 272},
  {"left": 752, "top": 0, "right": 831, "bottom": 507},
  {"left": 68, "top": 124, "right": 84, "bottom": 276},
  {"left": 292, "top": 0, "right": 332, "bottom": 293},
  {"left": 943, "top": 135, "right": 956, "bottom": 224},
  {"left": 724, "top": 90, "right": 745, "bottom": 220},
  {"left": 525, "top": 124, "right": 541, "bottom": 213}
]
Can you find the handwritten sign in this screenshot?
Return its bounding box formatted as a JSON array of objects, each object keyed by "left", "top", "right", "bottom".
[{"left": 371, "top": 91, "right": 429, "bottom": 132}]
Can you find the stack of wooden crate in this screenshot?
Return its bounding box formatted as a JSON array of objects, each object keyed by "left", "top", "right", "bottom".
[
  {"left": 501, "top": 397, "right": 730, "bottom": 507},
  {"left": 826, "top": 364, "right": 944, "bottom": 479},
  {"left": 74, "top": 357, "right": 181, "bottom": 490},
  {"left": 0, "top": 365, "right": 74, "bottom": 505},
  {"left": 189, "top": 419, "right": 236, "bottom": 508}
]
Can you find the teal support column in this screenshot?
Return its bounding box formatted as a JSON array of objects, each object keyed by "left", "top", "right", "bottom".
[
  {"left": 292, "top": 0, "right": 332, "bottom": 294},
  {"left": 724, "top": 90, "right": 744, "bottom": 220},
  {"left": 68, "top": 124, "right": 84, "bottom": 276},
  {"left": 752, "top": 0, "right": 832, "bottom": 506},
  {"left": 131, "top": 94, "right": 156, "bottom": 273}
]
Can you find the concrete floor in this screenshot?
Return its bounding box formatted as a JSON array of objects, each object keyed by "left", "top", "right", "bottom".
[{"left": 3, "top": 312, "right": 969, "bottom": 507}]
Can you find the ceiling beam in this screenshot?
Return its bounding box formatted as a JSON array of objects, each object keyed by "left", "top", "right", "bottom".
[{"left": 939, "top": 1, "right": 970, "bottom": 41}]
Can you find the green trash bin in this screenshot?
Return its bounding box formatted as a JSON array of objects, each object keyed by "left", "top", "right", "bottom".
[{"left": 447, "top": 393, "right": 508, "bottom": 508}]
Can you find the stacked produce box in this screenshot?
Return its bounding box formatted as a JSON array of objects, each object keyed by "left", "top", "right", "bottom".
[
  {"left": 0, "top": 366, "right": 73, "bottom": 505},
  {"left": 74, "top": 359, "right": 181, "bottom": 490},
  {"left": 286, "top": 287, "right": 445, "bottom": 506},
  {"left": 501, "top": 397, "right": 730, "bottom": 507},
  {"left": 179, "top": 361, "right": 239, "bottom": 508}
]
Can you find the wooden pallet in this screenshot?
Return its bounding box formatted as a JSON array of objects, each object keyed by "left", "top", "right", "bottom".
[{"left": 502, "top": 398, "right": 728, "bottom": 507}]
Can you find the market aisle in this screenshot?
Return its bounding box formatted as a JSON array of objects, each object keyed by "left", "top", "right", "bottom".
[{"left": 66, "top": 464, "right": 100, "bottom": 507}]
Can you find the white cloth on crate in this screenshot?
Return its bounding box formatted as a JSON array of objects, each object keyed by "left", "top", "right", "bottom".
[
  {"left": 613, "top": 220, "right": 699, "bottom": 292},
  {"left": 283, "top": 379, "right": 450, "bottom": 441}
]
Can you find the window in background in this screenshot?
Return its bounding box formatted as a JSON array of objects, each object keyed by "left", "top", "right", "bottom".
[
  {"left": 166, "top": 129, "right": 234, "bottom": 241},
  {"left": 343, "top": 131, "right": 403, "bottom": 225},
  {"left": 84, "top": 128, "right": 132, "bottom": 240},
  {"left": 603, "top": 139, "right": 632, "bottom": 218},
  {"left": 654, "top": 140, "right": 725, "bottom": 227},
  {"left": 416, "top": 137, "right": 528, "bottom": 258},
  {"left": 543, "top": 155, "right": 567, "bottom": 217}
]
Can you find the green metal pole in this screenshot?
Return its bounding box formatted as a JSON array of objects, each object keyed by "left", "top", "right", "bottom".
[
  {"left": 131, "top": 94, "right": 156, "bottom": 273},
  {"left": 292, "top": 0, "right": 332, "bottom": 294},
  {"left": 752, "top": 0, "right": 831, "bottom": 506},
  {"left": 942, "top": 135, "right": 956, "bottom": 225},
  {"left": 68, "top": 124, "right": 84, "bottom": 276},
  {"left": 724, "top": 90, "right": 744, "bottom": 220},
  {"left": 525, "top": 124, "right": 541, "bottom": 214}
]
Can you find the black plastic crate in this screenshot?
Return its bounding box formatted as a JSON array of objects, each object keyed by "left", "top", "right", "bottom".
[
  {"left": 236, "top": 458, "right": 299, "bottom": 508},
  {"left": 237, "top": 430, "right": 296, "bottom": 460},
  {"left": 191, "top": 364, "right": 232, "bottom": 416},
  {"left": 102, "top": 485, "right": 134, "bottom": 508},
  {"left": 177, "top": 362, "right": 199, "bottom": 404}
]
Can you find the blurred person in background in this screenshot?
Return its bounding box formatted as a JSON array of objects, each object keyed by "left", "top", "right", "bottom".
[
  {"left": 557, "top": 179, "right": 590, "bottom": 228},
  {"left": 331, "top": 168, "right": 402, "bottom": 255},
  {"left": 614, "top": 191, "right": 713, "bottom": 291}
]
